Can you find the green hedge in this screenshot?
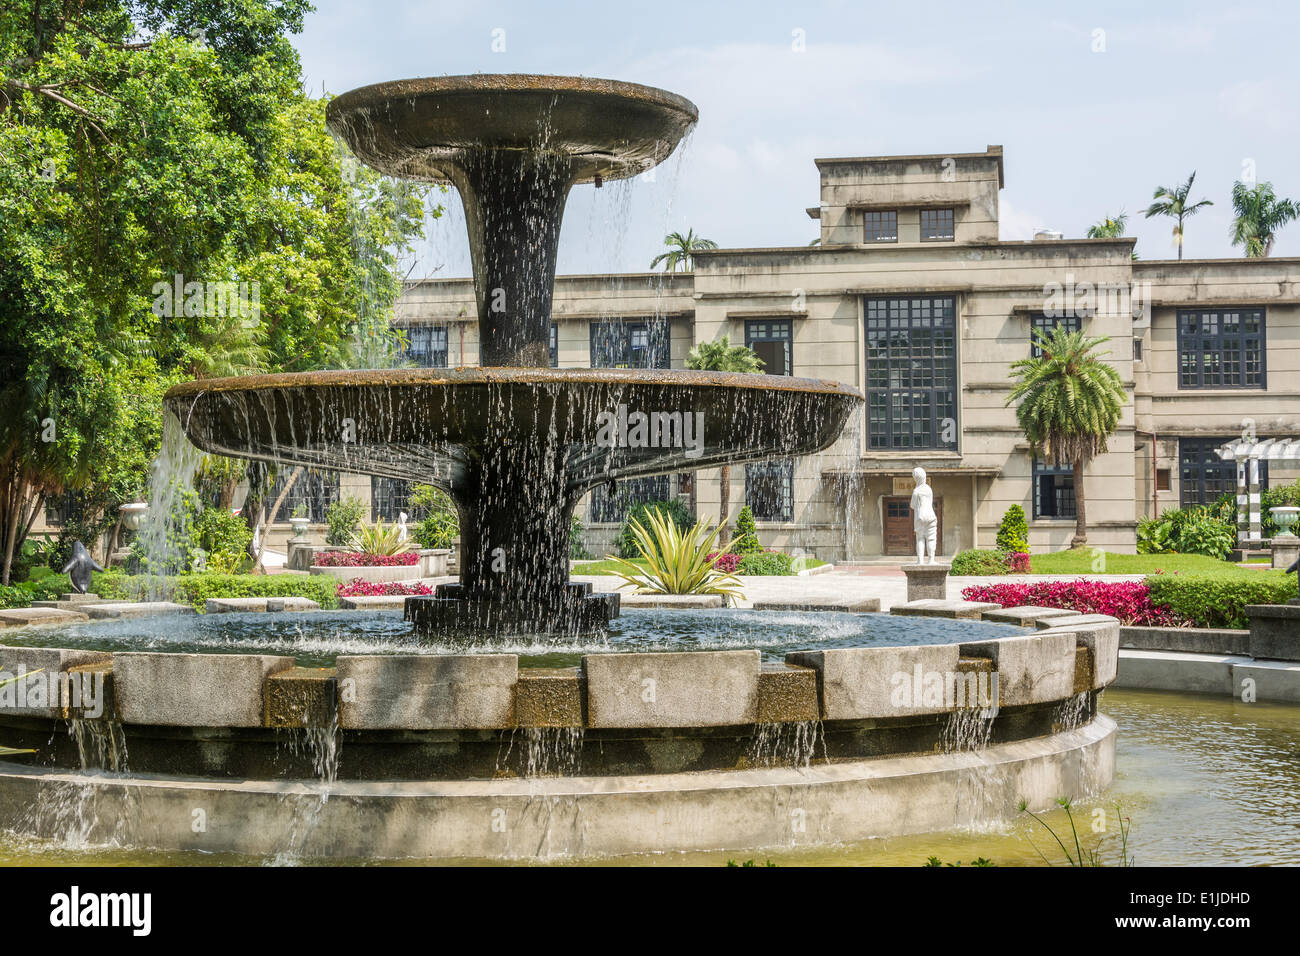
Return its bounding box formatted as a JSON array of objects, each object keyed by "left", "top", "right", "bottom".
[
  {"left": 951, "top": 549, "right": 1009, "bottom": 575},
  {"left": 1145, "top": 573, "right": 1298, "bottom": 629},
  {"left": 92, "top": 572, "right": 341, "bottom": 611},
  {"left": 738, "top": 551, "right": 793, "bottom": 576}
]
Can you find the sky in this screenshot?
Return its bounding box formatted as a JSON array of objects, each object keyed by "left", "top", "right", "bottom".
[{"left": 294, "top": 0, "right": 1300, "bottom": 279}]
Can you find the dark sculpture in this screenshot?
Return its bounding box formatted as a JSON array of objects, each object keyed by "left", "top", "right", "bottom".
[
  {"left": 61, "top": 540, "right": 103, "bottom": 594},
  {"left": 163, "top": 75, "right": 864, "bottom": 636}
]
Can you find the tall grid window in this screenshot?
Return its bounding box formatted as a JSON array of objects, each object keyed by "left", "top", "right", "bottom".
[
  {"left": 865, "top": 296, "right": 958, "bottom": 450},
  {"left": 397, "top": 325, "right": 449, "bottom": 368},
  {"left": 588, "top": 476, "right": 672, "bottom": 523},
  {"left": 746, "top": 460, "right": 794, "bottom": 522},
  {"left": 863, "top": 210, "right": 898, "bottom": 242},
  {"left": 1032, "top": 458, "right": 1076, "bottom": 519},
  {"left": 269, "top": 469, "right": 339, "bottom": 523},
  {"left": 920, "top": 208, "right": 955, "bottom": 241},
  {"left": 1030, "top": 312, "right": 1082, "bottom": 356},
  {"left": 549, "top": 323, "right": 558, "bottom": 367},
  {"left": 1177, "top": 309, "right": 1265, "bottom": 389},
  {"left": 589, "top": 318, "right": 669, "bottom": 369},
  {"left": 744, "top": 319, "right": 792, "bottom": 376},
  {"left": 370, "top": 477, "right": 428, "bottom": 523},
  {"left": 1179, "top": 437, "right": 1266, "bottom": 507}
]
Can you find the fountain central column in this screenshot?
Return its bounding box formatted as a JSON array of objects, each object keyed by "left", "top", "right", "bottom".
[{"left": 450, "top": 151, "right": 574, "bottom": 367}]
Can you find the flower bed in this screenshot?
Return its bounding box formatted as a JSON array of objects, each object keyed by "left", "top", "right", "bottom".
[
  {"left": 960, "top": 579, "right": 1177, "bottom": 626},
  {"left": 336, "top": 579, "right": 433, "bottom": 598},
  {"left": 314, "top": 552, "right": 419, "bottom": 567}
]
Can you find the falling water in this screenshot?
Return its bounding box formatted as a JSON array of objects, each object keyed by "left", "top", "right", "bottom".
[
  {"left": 523, "top": 726, "right": 584, "bottom": 777},
  {"left": 66, "top": 718, "right": 129, "bottom": 773},
  {"left": 940, "top": 705, "right": 996, "bottom": 754},
  {"left": 748, "top": 720, "right": 823, "bottom": 771},
  {"left": 1055, "top": 692, "right": 1091, "bottom": 731}
]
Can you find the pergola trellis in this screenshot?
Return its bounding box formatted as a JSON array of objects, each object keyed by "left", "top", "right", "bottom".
[{"left": 1215, "top": 438, "right": 1300, "bottom": 544}]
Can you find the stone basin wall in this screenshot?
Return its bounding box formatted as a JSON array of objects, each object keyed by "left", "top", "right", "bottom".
[{"left": 0, "top": 615, "right": 1120, "bottom": 780}]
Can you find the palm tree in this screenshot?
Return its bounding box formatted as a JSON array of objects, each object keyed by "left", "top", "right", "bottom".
[
  {"left": 1085, "top": 212, "right": 1128, "bottom": 238},
  {"left": 685, "top": 337, "right": 764, "bottom": 541},
  {"left": 1229, "top": 181, "right": 1300, "bottom": 257},
  {"left": 1143, "top": 172, "right": 1212, "bottom": 260},
  {"left": 650, "top": 229, "right": 718, "bottom": 272},
  {"left": 1006, "top": 327, "right": 1126, "bottom": 550}
]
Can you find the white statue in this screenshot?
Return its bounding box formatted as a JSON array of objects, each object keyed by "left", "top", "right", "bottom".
[
  {"left": 910, "top": 466, "right": 937, "bottom": 564},
  {"left": 397, "top": 511, "right": 409, "bottom": 542}
]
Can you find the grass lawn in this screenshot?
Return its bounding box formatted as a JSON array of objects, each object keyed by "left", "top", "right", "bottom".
[{"left": 1028, "top": 550, "right": 1285, "bottom": 577}]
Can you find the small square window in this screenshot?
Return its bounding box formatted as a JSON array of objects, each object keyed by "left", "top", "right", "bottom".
[
  {"left": 1156, "top": 468, "right": 1171, "bottom": 492},
  {"left": 864, "top": 210, "right": 897, "bottom": 242},
  {"left": 920, "top": 208, "right": 955, "bottom": 241},
  {"left": 1133, "top": 337, "right": 1143, "bottom": 361}
]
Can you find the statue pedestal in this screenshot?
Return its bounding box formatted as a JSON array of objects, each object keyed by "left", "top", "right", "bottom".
[
  {"left": 1270, "top": 535, "right": 1299, "bottom": 570},
  {"left": 286, "top": 540, "right": 315, "bottom": 572},
  {"left": 902, "top": 563, "right": 950, "bottom": 602}
]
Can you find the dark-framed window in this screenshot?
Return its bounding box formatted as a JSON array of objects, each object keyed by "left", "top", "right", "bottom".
[
  {"left": 397, "top": 325, "right": 449, "bottom": 368},
  {"left": 746, "top": 460, "right": 794, "bottom": 522},
  {"left": 43, "top": 490, "right": 82, "bottom": 527},
  {"left": 744, "top": 319, "right": 792, "bottom": 376},
  {"left": 920, "top": 208, "right": 955, "bottom": 241},
  {"left": 269, "top": 469, "right": 339, "bottom": 523},
  {"left": 370, "top": 477, "right": 429, "bottom": 523},
  {"left": 863, "top": 210, "right": 898, "bottom": 243},
  {"left": 587, "top": 476, "right": 672, "bottom": 523},
  {"left": 549, "top": 322, "right": 558, "bottom": 367},
  {"left": 1133, "top": 337, "right": 1143, "bottom": 361},
  {"left": 1177, "top": 309, "right": 1265, "bottom": 389},
  {"left": 1032, "top": 458, "right": 1076, "bottom": 519},
  {"left": 865, "top": 296, "right": 958, "bottom": 450},
  {"left": 589, "top": 317, "right": 669, "bottom": 369},
  {"left": 1030, "top": 312, "right": 1081, "bottom": 357},
  {"left": 1179, "top": 437, "right": 1266, "bottom": 507}
]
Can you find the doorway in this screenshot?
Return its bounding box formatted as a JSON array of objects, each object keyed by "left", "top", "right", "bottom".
[{"left": 883, "top": 495, "right": 943, "bottom": 556}]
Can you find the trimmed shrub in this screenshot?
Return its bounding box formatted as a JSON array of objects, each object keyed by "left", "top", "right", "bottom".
[
  {"left": 1144, "top": 573, "right": 1297, "bottom": 629},
  {"left": 617, "top": 499, "right": 694, "bottom": 558},
  {"left": 1138, "top": 506, "right": 1235, "bottom": 560},
  {"left": 960, "top": 579, "right": 1175, "bottom": 626},
  {"left": 996, "top": 505, "right": 1029, "bottom": 554},
  {"left": 1006, "top": 551, "right": 1031, "bottom": 573},
  {"left": 738, "top": 550, "right": 794, "bottom": 576},
  {"left": 706, "top": 552, "right": 742, "bottom": 573},
  {"left": 951, "top": 549, "right": 1010, "bottom": 575},
  {"left": 92, "top": 572, "right": 340, "bottom": 611},
  {"left": 325, "top": 496, "right": 366, "bottom": 546},
  {"left": 0, "top": 585, "right": 32, "bottom": 609},
  {"left": 732, "top": 506, "right": 762, "bottom": 554}
]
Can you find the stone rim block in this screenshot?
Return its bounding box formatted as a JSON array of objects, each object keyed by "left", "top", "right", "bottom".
[
  {"left": 583, "top": 650, "right": 760, "bottom": 728},
  {"left": 0, "top": 645, "right": 111, "bottom": 718},
  {"left": 786, "top": 644, "right": 961, "bottom": 719},
  {"left": 337, "top": 654, "right": 518, "bottom": 729},
  {"left": 514, "top": 667, "right": 584, "bottom": 728},
  {"left": 114, "top": 651, "right": 293, "bottom": 727},
  {"left": 1040, "top": 619, "right": 1120, "bottom": 689},
  {"left": 959, "top": 632, "right": 1077, "bottom": 706}
]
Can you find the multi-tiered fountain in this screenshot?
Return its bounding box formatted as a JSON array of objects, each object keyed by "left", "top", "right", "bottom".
[{"left": 163, "top": 75, "right": 861, "bottom": 635}]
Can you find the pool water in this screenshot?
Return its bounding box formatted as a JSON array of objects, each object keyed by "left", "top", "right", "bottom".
[
  {"left": 0, "top": 608, "right": 1027, "bottom": 668},
  {"left": 2, "top": 689, "right": 1297, "bottom": 867}
]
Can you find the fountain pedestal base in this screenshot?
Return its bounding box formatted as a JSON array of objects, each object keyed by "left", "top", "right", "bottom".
[{"left": 404, "top": 583, "right": 620, "bottom": 637}]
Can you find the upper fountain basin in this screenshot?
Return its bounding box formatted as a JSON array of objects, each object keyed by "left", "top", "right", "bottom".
[
  {"left": 325, "top": 74, "right": 698, "bottom": 184},
  {"left": 163, "top": 367, "right": 862, "bottom": 496}
]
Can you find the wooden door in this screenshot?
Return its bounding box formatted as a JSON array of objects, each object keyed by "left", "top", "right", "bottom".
[{"left": 883, "top": 495, "right": 943, "bottom": 556}]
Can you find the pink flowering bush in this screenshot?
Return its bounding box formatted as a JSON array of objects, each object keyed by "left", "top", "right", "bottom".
[
  {"left": 706, "top": 552, "right": 742, "bottom": 573},
  {"left": 314, "top": 551, "right": 420, "bottom": 568},
  {"left": 960, "top": 579, "right": 1179, "bottom": 626},
  {"left": 1007, "top": 551, "right": 1031, "bottom": 573},
  {"left": 336, "top": 579, "right": 432, "bottom": 597}
]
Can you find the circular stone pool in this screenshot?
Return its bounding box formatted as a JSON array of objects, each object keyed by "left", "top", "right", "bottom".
[{"left": 0, "top": 608, "right": 1029, "bottom": 668}]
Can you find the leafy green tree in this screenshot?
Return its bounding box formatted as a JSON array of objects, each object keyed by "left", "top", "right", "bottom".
[
  {"left": 1143, "top": 172, "right": 1212, "bottom": 260},
  {"left": 685, "top": 337, "right": 763, "bottom": 542},
  {"left": 1229, "top": 181, "right": 1300, "bottom": 258},
  {"left": 1007, "top": 328, "right": 1127, "bottom": 549},
  {"left": 996, "top": 505, "right": 1029, "bottom": 554},
  {"left": 0, "top": 1, "right": 434, "bottom": 582},
  {"left": 649, "top": 228, "right": 717, "bottom": 272},
  {"left": 1085, "top": 212, "right": 1128, "bottom": 239}
]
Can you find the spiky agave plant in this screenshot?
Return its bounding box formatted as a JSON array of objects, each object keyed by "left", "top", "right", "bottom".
[
  {"left": 350, "top": 519, "right": 411, "bottom": 556},
  {"left": 605, "top": 509, "right": 744, "bottom": 604}
]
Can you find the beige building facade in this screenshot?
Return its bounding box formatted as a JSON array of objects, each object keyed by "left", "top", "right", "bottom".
[{"left": 42, "top": 147, "right": 1299, "bottom": 562}]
